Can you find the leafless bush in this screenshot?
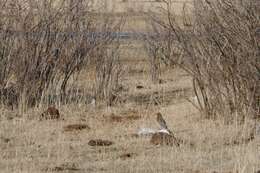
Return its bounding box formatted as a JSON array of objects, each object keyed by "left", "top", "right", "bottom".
[
  {"left": 143, "top": 31, "right": 162, "bottom": 83},
  {"left": 94, "top": 43, "right": 124, "bottom": 106},
  {"left": 144, "top": 16, "right": 183, "bottom": 83},
  {"left": 0, "top": 0, "right": 123, "bottom": 109},
  {"left": 150, "top": 0, "right": 259, "bottom": 121}
]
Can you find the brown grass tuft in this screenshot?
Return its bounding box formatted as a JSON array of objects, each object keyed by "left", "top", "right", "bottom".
[
  {"left": 88, "top": 139, "right": 114, "bottom": 146},
  {"left": 109, "top": 113, "right": 141, "bottom": 123},
  {"left": 40, "top": 106, "right": 60, "bottom": 120},
  {"left": 63, "top": 124, "right": 90, "bottom": 132}
]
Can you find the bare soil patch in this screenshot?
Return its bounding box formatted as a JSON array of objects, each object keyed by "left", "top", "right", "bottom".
[
  {"left": 63, "top": 124, "right": 90, "bottom": 132},
  {"left": 109, "top": 113, "right": 141, "bottom": 123},
  {"left": 88, "top": 139, "right": 114, "bottom": 146},
  {"left": 40, "top": 106, "right": 61, "bottom": 120}
]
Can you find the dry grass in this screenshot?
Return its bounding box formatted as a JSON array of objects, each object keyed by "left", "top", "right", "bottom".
[
  {"left": 0, "top": 1, "right": 259, "bottom": 173},
  {"left": 0, "top": 65, "right": 259, "bottom": 173}
]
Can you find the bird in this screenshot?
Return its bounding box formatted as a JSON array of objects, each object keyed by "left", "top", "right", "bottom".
[
  {"left": 156, "top": 112, "right": 168, "bottom": 129},
  {"left": 137, "top": 113, "right": 173, "bottom": 137},
  {"left": 156, "top": 112, "right": 173, "bottom": 134}
]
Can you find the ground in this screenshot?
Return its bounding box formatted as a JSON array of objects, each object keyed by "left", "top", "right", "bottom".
[
  {"left": 0, "top": 53, "right": 259, "bottom": 172},
  {"left": 0, "top": 1, "right": 259, "bottom": 173}
]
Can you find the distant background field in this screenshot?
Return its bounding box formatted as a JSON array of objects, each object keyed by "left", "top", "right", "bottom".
[{"left": 90, "top": 0, "right": 193, "bottom": 31}]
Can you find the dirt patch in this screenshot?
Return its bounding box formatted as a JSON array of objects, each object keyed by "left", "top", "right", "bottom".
[
  {"left": 40, "top": 106, "right": 61, "bottom": 120},
  {"left": 106, "top": 109, "right": 141, "bottom": 123},
  {"left": 88, "top": 139, "right": 114, "bottom": 146},
  {"left": 63, "top": 124, "right": 90, "bottom": 132},
  {"left": 109, "top": 113, "right": 141, "bottom": 123}
]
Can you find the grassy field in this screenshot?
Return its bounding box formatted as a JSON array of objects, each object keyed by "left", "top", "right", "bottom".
[
  {"left": 0, "top": 1, "right": 259, "bottom": 173},
  {"left": 0, "top": 44, "right": 259, "bottom": 172}
]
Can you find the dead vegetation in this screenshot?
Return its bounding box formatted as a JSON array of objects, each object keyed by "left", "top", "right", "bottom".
[
  {"left": 40, "top": 106, "right": 60, "bottom": 120},
  {"left": 88, "top": 139, "right": 114, "bottom": 146},
  {"left": 0, "top": 0, "right": 259, "bottom": 173},
  {"left": 63, "top": 124, "right": 90, "bottom": 132},
  {"left": 45, "top": 163, "right": 81, "bottom": 172},
  {"left": 0, "top": 0, "right": 124, "bottom": 109},
  {"left": 146, "top": 0, "right": 259, "bottom": 121},
  {"left": 109, "top": 113, "right": 141, "bottom": 123}
]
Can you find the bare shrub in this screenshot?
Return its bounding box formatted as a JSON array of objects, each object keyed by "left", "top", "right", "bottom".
[
  {"left": 143, "top": 16, "right": 183, "bottom": 83},
  {"left": 94, "top": 43, "right": 124, "bottom": 106},
  {"left": 0, "top": 0, "right": 123, "bottom": 109},
  {"left": 150, "top": 0, "right": 259, "bottom": 121},
  {"left": 144, "top": 31, "right": 162, "bottom": 83}
]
